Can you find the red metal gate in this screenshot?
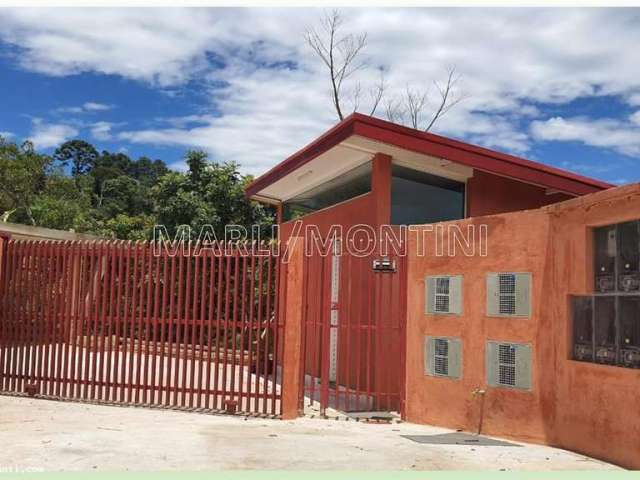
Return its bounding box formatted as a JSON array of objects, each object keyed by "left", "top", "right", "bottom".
[
  {"left": 299, "top": 243, "right": 407, "bottom": 416},
  {"left": 0, "top": 239, "right": 284, "bottom": 417}
]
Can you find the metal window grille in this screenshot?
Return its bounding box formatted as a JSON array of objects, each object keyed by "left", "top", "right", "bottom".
[{"left": 498, "top": 274, "right": 516, "bottom": 315}]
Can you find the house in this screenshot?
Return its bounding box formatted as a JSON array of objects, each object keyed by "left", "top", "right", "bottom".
[{"left": 246, "top": 113, "right": 640, "bottom": 469}]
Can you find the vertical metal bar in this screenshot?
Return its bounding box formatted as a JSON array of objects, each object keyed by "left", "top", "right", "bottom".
[
  {"left": 134, "top": 242, "right": 147, "bottom": 403},
  {"left": 344, "top": 252, "right": 352, "bottom": 412},
  {"left": 237, "top": 249, "right": 247, "bottom": 411},
  {"left": 204, "top": 250, "right": 216, "bottom": 409},
  {"left": 173, "top": 242, "right": 185, "bottom": 406},
  {"left": 142, "top": 242, "right": 153, "bottom": 404},
  {"left": 113, "top": 241, "right": 125, "bottom": 402},
  {"left": 90, "top": 241, "right": 102, "bottom": 399},
  {"left": 69, "top": 242, "right": 84, "bottom": 398},
  {"left": 0, "top": 240, "right": 15, "bottom": 391},
  {"left": 261, "top": 248, "right": 273, "bottom": 414},
  {"left": 126, "top": 242, "right": 140, "bottom": 403},
  {"left": 119, "top": 241, "right": 132, "bottom": 402},
  {"left": 298, "top": 251, "right": 309, "bottom": 412},
  {"left": 188, "top": 243, "right": 201, "bottom": 408},
  {"left": 253, "top": 246, "right": 264, "bottom": 413},
  {"left": 25, "top": 241, "right": 38, "bottom": 390},
  {"left": 180, "top": 241, "right": 192, "bottom": 407},
  {"left": 9, "top": 241, "right": 23, "bottom": 392},
  {"left": 221, "top": 245, "right": 232, "bottom": 408},
  {"left": 212, "top": 247, "right": 224, "bottom": 410},
  {"left": 91, "top": 241, "right": 104, "bottom": 400},
  {"left": 104, "top": 241, "right": 116, "bottom": 401},
  {"left": 150, "top": 242, "right": 162, "bottom": 405},
  {"left": 80, "top": 241, "right": 93, "bottom": 399},
  {"left": 270, "top": 246, "right": 281, "bottom": 416},
  {"left": 157, "top": 242, "right": 169, "bottom": 406},
  {"left": 245, "top": 245, "right": 256, "bottom": 413},
  {"left": 165, "top": 243, "right": 177, "bottom": 406},
  {"left": 196, "top": 247, "right": 208, "bottom": 409},
  {"left": 48, "top": 241, "right": 60, "bottom": 396},
  {"left": 55, "top": 241, "right": 65, "bottom": 395},
  {"left": 57, "top": 241, "right": 70, "bottom": 397},
  {"left": 355, "top": 254, "right": 363, "bottom": 411},
  {"left": 230, "top": 246, "right": 240, "bottom": 406},
  {"left": 32, "top": 242, "right": 45, "bottom": 392}
]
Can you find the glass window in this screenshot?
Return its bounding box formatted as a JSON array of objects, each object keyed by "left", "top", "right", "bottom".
[
  {"left": 391, "top": 165, "right": 465, "bottom": 225},
  {"left": 282, "top": 162, "right": 372, "bottom": 221}
]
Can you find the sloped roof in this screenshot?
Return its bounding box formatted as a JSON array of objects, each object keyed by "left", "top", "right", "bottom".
[{"left": 245, "top": 112, "right": 613, "bottom": 200}]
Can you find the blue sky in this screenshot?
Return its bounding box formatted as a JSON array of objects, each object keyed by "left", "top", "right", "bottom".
[{"left": 0, "top": 8, "right": 639, "bottom": 183}]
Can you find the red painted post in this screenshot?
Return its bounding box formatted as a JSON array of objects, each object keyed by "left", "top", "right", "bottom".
[{"left": 281, "top": 236, "right": 304, "bottom": 419}]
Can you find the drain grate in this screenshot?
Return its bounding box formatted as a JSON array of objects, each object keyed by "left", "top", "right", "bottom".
[{"left": 401, "top": 432, "right": 520, "bottom": 447}]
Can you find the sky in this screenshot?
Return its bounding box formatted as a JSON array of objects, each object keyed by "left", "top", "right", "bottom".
[{"left": 0, "top": 7, "right": 639, "bottom": 184}]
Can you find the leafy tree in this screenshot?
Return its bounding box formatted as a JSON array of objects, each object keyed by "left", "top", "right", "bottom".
[
  {"left": 152, "top": 150, "right": 273, "bottom": 240},
  {"left": 53, "top": 140, "right": 99, "bottom": 179},
  {"left": 0, "top": 138, "right": 51, "bottom": 224},
  {"left": 1, "top": 137, "right": 272, "bottom": 242},
  {"left": 31, "top": 174, "right": 92, "bottom": 230}
]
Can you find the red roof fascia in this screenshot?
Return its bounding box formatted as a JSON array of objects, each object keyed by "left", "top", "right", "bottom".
[{"left": 245, "top": 112, "right": 613, "bottom": 198}]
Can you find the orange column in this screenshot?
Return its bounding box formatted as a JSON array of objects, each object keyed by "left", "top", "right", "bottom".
[
  {"left": 371, "top": 153, "right": 392, "bottom": 226},
  {"left": 280, "top": 236, "right": 305, "bottom": 419}
]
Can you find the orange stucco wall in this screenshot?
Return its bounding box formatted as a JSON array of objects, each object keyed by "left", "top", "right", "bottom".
[{"left": 404, "top": 183, "right": 640, "bottom": 469}]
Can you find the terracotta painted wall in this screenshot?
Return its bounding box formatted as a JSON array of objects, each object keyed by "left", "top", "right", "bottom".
[
  {"left": 405, "top": 210, "right": 557, "bottom": 443},
  {"left": 404, "top": 183, "right": 640, "bottom": 469},
  {"left": 467, "top": 170, "right": 572, "bottom": 217},
  {"left": 547, "top": 184, "right": 640, "bottom": 469}
]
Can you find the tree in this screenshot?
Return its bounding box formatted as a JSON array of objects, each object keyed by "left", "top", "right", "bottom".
[
  {"left": 0, "top": 138, "right": 51, "bottom": 224},
  {"left": 31, "top": 174, "right": 92, "bottom": 230},
  {"left": 53, "top": 139, "right": 99, "bottom": 179},
  {"left": 306, "top": 9, "right": 464, "bottom": 131},
  {"left": 152, "top": 150, "right": 273, "bottom": 240}
]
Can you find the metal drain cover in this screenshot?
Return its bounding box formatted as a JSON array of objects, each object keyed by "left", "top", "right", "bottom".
[{"left": 401, "top": 433, "right": 520, "bottom": 447}]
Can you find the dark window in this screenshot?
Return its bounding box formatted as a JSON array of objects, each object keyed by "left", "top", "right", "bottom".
[
  {"left": 390, "top": 165, "right": 465, "bottom": 225},
  {"left": 282, "top": 162, "right": 372, "bottom": 221}
]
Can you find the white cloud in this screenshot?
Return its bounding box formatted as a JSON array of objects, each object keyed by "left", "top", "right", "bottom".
[
  {"left": 0, "top": 131, "right": 14, "bottom": 140},
  {"left": 83, "top": 102, "right": 112, "bottom": 112},
  {"left": 57, "top": 102, "right": 113, "bottom": 114},
  {"left": 2, "top": 8, "right": 640, "bottom": 172},
  {"left": 531, "top": 115, "right": 640, "bottom": 157},
  {"left": 28, "top": 118, "right": 78, "bottom": 149},
  {"left": 89, "top": 121, "right": 115, "bottom": 141}
]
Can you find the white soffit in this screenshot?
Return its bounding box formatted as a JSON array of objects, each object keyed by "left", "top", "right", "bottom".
[
  {"left": 257, "top": 134, "right": 474, "bottom": 202},
  {"left": 345, "top": 135, "right": 473, "bottom": 182}
]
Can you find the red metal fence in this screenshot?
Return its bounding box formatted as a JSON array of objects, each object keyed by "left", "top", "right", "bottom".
[
  {"left": 0, "top": 239, "right": 284, "bottom": 417},
  {"left": 299, "top": 244, "right": 407, "bottom": 416}
]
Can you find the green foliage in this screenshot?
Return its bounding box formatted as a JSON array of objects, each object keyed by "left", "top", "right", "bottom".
[
  {"left": 0, "top": 138, "right": 52, "bottom": 224},
  {"left": 152, "top": 150, "right": 273, "bottom": 240},
  {"left": 0, "top": 137, "right": 274, "bottom": 240}
]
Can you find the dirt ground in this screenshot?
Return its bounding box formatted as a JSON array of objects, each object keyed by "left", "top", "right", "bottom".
[{"left": 0, "top": 395, "right": 619, "bottom": 471}]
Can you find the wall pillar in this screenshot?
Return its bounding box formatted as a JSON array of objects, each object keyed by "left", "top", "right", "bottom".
[
  {"left": 280, "top": 236, "right": 305, "bottom": 419},
  {"left": 371, "top": 153, "right": 392, "bottom": 226}
]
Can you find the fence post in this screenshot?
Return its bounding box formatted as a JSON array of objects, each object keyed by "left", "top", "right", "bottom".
[
  {"left": 281, "top": 236, "right": 304, "bottom": 420},
  {"left": 0, "top": 233, "right": 9, "bottom": 294}
]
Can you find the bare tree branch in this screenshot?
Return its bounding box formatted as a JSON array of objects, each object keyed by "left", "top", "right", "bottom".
[
  {"left": 306, "top": 11, "right": 466, "bottom": 127},
  {"left": 403, "top": 85, "right": 428, "bottom": 129},
  {"left": 305, "top": 10, "right": 367, "bottom": 121},
  {"left": 424, "top": 66, "right": 465, "bottom": 132},
  {"left": 368, "top": 71, "right": 386, "bottom": 117}
]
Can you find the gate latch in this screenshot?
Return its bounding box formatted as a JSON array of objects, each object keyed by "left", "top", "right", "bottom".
[{"left": 372, "top": 258, "right": 396, "bottom": 273}]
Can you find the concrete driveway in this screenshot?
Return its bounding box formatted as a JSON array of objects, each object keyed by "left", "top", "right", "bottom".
[{"left": 0, "top": 395, "right": 619, "bottom": 471}]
